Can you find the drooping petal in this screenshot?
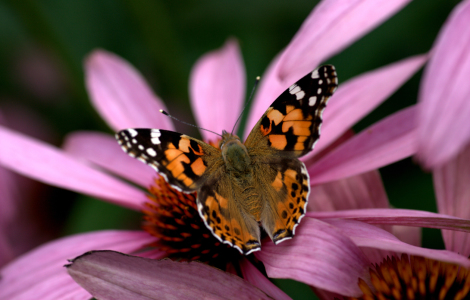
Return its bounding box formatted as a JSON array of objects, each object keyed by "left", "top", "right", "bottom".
[
  {"left": 0, "top": 126, "right": 146, "bottom": 210},
  {"left": 190, "top": 39, "right": 246, "bottom": 140},
  {"left": 67, "top": 250, "right": 271, "bottom": 300},
  {"left": 308, "top": 106, "right": 417, "bottom": 185},
  {"left": 308, "top": 170, "right": 388, "bottom": 212},
  {"left": 256, "top": 218, "right": 369, "bottom": 297},
  {"left": 0, "top": 231, "right": 156, "bottom": 300},
  {"left": 326, "top": 219, "right": 470, "bottom": 268},
  {"left": 240, "top": 259, "right": 292, "bottom": 300},
  {"left": 417, "top": 0, "right": 470, "bottom": 168},
  {"left": 434, "top": 143, "right": 470, "bottom": 256},
  {"left": 313, "top": 55, "right": 426, "bottom": 154},
  {"left": 308, "top": 208, "right": 470, "bottom": 233},
  {"left": 276, "top": 0, "right": 412, "bottom": 83},
  {"left": 63, "top": 131, "right": 156, "bottom": 188},
  {"left": 85, "top": 50, "right": 174, "bottom": 132}
]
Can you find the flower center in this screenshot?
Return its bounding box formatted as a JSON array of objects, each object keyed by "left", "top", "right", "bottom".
[
  {"left": 142, "top": 176, "right": 242, "bottom": 270},
  {"left": 349, "top": 254, "right": 470, "bottom": 300}
]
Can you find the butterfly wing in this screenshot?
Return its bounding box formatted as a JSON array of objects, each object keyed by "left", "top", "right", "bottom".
[
  {"left": 197, "top": 172, "right": 261, "bottom": 255},
  {"left": 245, "top": 65, "right": 338, "bottom": 158},
  {"left": 245, "top": 65, "right": 338, "bottom": 244},
  {"left": 116, "top": 129, "right": 222, "bottom": 193}
]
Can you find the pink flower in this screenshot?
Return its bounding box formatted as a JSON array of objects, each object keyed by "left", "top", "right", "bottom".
[{"left": 2, "top": 1, "right": 470, "bottom": 298}]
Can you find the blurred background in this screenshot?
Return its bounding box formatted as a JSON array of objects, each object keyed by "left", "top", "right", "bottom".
[{"left": 0, "top": 0, "right": 462, "bottom": 298}]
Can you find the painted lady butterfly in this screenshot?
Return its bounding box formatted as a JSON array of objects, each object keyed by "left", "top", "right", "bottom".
[{"left": 116, "top": 65, "right": 338, "bottom": 255}]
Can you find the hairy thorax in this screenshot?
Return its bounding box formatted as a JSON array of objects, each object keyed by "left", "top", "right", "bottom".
[{"left": 220, "top": 131, "right": 261, "bottom": 218}]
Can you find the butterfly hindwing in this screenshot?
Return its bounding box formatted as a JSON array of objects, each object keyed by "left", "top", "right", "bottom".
[
  {"left": 116, "top": 129, "right": 221, "bottom": 192},
  {"left": 197, "top": 172, "right": 261, "bottom": 255},
  {"left": 245, "top": 65, "right": 338, "bottom": 157},
  {"left": 258, "top": 158, "right": 310, "bottom": 244}
]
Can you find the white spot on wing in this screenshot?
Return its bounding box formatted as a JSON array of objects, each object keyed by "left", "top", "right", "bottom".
[
  {"left": 309, "top": 96, "right": 317, "bottom": 106},
  {"left": 317, "top": 88, "right": 322, "bottom": 94},
  {"left": 311, "top": 70, "right": 319, "bottom": 79},
  {"left": 127, "top": 129, "right": 138, "bottom": 137},
  {"left": 150, "top": 129, "right": 161, "bottom": 144},
  {"left": 295, "top": 90, "right": 305, "bottom": 100},
  {"left": 146, "top": 148, "right": 157, "bottom": 157}
]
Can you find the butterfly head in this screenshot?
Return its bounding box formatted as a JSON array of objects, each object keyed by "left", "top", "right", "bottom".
[{"left": 220, "top": 130, "right": 252, "bottom": 174}]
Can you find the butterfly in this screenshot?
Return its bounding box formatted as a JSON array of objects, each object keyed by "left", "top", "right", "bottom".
[{"left": 116, "top": 65, "right": 338, "bottom": 255}]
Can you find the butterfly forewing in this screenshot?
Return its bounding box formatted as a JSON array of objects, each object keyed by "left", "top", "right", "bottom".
[
  {"left": 245, "top": 65, "right": 338, "bottom": 157},
  {"left": 116, "top": 128, "right": 221, "bottom": 192}
]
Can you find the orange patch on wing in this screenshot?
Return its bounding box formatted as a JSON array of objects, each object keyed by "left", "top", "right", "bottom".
[
  {"left": 285, "top": 105, "right": 295, "bottom": 114},
  {"left": 294, "top": 136, "right": 308, "bottom": 151},
  {"left": 269, "top": 134, "right": 287, "bottom": 150},
  {"left": 266, "top": 108, "right": 285, "bottom": 126},
  {"left": 214, "top": 191, "right": 229, "bottom": 209},
  {"left": 190, "top": 157, "right": 206, "bottom": 176},
  {"left": 283, "top": 108, "right": 303, "bottom": 121},
  {"left": 284, "top": 169, "right": 297, "bottom": 180},
  {"left": 261, "top": 123, "right": 272, "bottom": 136},
  {"left": 178, "top": 138, "right": 191, "bottom": 153},
  {"left": 164, "top": 148, "right": 182, "bottom": 162},
  {"left": 282, "top": 121, "right": 311, "bottom": 136},
  {"left": 271, "top": 171, "right": 283, "bottom": 191},
  {"left": 167, "top": 154, "right": 190, "bottom": 177}
]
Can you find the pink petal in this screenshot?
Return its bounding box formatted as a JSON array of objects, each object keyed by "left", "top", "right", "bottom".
[
  {"left": 63, "top": 131, "right": 156, "bottom": 188},
  {"left": 85, "top": 50, "right": 174, "bottom": 132},
  {"left": 0, "top": 231, "right": 155, "bottom": 299},
  {"left": 417, "top": 0, "right": 470, "bottom": 168},
  {"left": 308, "top": 106, "right": 417, "bottom": 185},
  {"left": 313, "top": 55, "right": 427, "bottom": 154},
  {"left": 190, "top": 39, "right": 245, "bottom": 140},
  {"left": 434, "top": 143, "right": 470, "bottom": 256},
  {"left": 277, "top": 0, "right": 412, "bottom": 84},
  {"left": 240, "top": 259, "right": 292, "bottom": 300},
  {"left": 256, "top": 218, "right": 369, "bottom": 297},
  {"left": 308, "top": 170, "right": 388, "bottom": 212},
  {"left": 326, "top": 219, "right": 470, "bottom": 268},
  {"left": 308, "top": 208, "right": 470, "bottom": 233},
  {"left": 392, "top": 226, "right": 421, "bottom": 247},
  {"left": 67, "top": 250, "right": 271, "bottom": 300},
  {"left": 0, "top": 126, "right": 146, "bottom": 210}
]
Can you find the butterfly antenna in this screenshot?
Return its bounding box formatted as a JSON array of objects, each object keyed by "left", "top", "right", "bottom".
[
  {"left": 231, "top": 76, "right": 261, "bottom": 135},
  {"left": 160, "top": 110, "right": 223, "bottom": 137}
]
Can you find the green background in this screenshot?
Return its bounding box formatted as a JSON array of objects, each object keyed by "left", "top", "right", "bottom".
[{"left": 0, "top": 0, "right": 462, "bottom": 298}]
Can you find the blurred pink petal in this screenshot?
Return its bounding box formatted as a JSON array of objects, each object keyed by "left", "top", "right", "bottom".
[
  {"left": 67, "top": 251, "right": 271, "bottom": 300},
  {"left": 277, "top": 0, "right": 412, "bottom": 83},
  {"left": 63, "top": 131, "right": 155, "bottom": 188},
  {"left": 417, "top": 0, "right": 470, "bottom": 168},
  {"left": 308, "top": 170, "right": 388, "bottom": 212},
  {"left": 190, "top": 39, "right": 245, "bottom": 140},
  {"left": 256, "top": 218, "right": 369, "bottom": 297},
  {"left": 326, "top": 219, "right": 470, "bottom": 268},
  {"left": 309, "top": 208, "right": 470, "bottom": 233},
  {"left": 314, "top": 55, "right": 426, "bottom": 154},
  {"left": 0, "top": 126, "right": 146, "bottom": 210},
  {"left": 0, "top": 231, "right": 154, "bottom": 300},
  {"left": 240, "top": 259, "right": 292, "bottom": 300},
  {"left": 434, "top": 143, "right": 470, "bottom": 256},
  {"left": 309, "top": 106, "right": 417, "bottom": 185},
  {"left": 392, "top": 225, "right": 421, "bottom": 247},
  {"left": 85, "top": 50, "right": 174, "bottom": 132}
]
